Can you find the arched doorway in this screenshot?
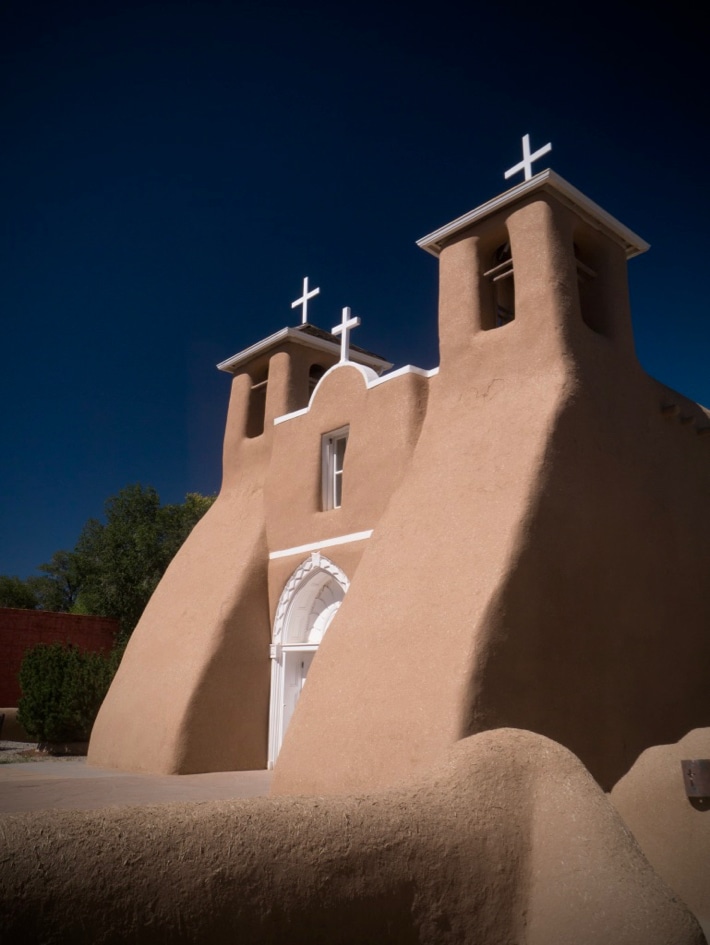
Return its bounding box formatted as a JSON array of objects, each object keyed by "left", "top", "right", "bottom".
[{"left": 268, "top": 553, "right": 349, "bottom": 767}]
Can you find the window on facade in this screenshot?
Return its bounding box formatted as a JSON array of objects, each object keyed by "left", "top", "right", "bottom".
[
  {"left": 322, "top": 426, "right": 349, "bottom": 510},
  {"left": 483, "top": 241, "right": 515, "bottom": 329}
]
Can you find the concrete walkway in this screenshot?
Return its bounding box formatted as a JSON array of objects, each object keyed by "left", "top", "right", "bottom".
[{"left": 0, "top": 755, "right": 272, "bottom": 814}]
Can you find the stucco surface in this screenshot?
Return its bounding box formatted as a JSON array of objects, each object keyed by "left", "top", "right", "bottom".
[
  {"left": 610, "top": 727, "right": 710, "bottom": 936},
  {"left": 273, "top": 196, "right": 710, "bottom": 795},
  {"left": 88, "top": 371, "right": 274, "bottom": 774},
  {"left": 1, "top": 730, "right": 704, "bottom": 945},
  {"left": 89, "top": 184, "right": 710, "bottom": 801}
]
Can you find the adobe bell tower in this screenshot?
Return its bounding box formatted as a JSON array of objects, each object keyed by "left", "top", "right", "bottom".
[{"left": 417, "top": 136, "right": 649, "bottom": 374}]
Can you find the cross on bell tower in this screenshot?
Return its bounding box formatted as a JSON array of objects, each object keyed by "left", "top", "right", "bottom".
[
  {"left": 504, "top": 134, "right": 552, "bottom": 182},
  {"left": 291, "top": 276, "right": 321, "bottom": 325},
  {"left": 332, "top": 306, "right": 361, "bottom": 363}
]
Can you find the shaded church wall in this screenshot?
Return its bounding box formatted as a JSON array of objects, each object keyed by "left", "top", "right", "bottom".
[
  {"left": 89, "top": 370, "right": 274, "bottom": 774},
  {"left": 465, "top": 350, "right": 710, "bottom": 790},
  {"left": 272, "top": 197, "right": 580, "bottom": 794},
  {"left": 89, "top": 341, "right": 428, "bottom": 774},
  {"left": 273, "top": 192, "right": 710, "bottom": 797}
]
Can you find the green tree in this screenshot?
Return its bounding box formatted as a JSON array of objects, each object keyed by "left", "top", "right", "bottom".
[
  {"left": 72, "top": 485, "right": 215, "bottom": 640},
  {"left": 17, "top": 643, "right": 118, "bottom": 744},
  {"left": 0, "top": 575, "right": 38, "bottom": 609},
  {"left": 1, "top": 486, "right": 214, "bottom": 637},
  {"left": 27, "top": 550, "right": 84, "bottom": 612}
]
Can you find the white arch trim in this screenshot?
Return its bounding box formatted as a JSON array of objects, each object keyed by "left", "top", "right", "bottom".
[
  {"left": 268, "top": 553, "right": 350, "bottom": 767},
  {"left": 271, "top": 552, "right": 349, "bottom": 647}
]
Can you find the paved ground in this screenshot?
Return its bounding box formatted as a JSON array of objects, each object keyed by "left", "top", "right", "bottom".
[{"left": 0, "top": 743, "right": 272, "bottom": 813}]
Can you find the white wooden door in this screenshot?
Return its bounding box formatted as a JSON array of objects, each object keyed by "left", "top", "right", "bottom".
[{"left": 282, "top": 649, "right": 315, "bottom": 738}]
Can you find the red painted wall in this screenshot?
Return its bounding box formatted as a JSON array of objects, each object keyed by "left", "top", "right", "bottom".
[{"left": 0, "top": 609, "right": 119, "bottom": 706}]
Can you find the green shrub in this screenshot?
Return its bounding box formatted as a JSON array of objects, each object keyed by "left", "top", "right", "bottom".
[{"left": 17, "top": 643, "right": 119, "bottom": 743}]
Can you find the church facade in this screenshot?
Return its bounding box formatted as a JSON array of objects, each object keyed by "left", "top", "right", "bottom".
[{"left": 88, "top": 152, "right": 710, "bottom": 795}]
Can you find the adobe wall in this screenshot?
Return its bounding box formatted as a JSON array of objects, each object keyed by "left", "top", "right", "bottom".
[
  {"left": 88, "top": 345, "right": 428, "bottom": 774},
  {"left": 266, "top": 365, "right": 429, "bottom": 555},
  {"left": 89, "top": 370, "right": 273, "bottom": 774},
  {"left": 466, "top": 358, "right": 710, "bottom": 789},
  {"left": 1, "top": 730, "right": 704, "bottom": 945},
  {"left": 272, "top": 196, "right": 578, "bottom": 793},
  {"left": 272, "top": 194, "right": 710, "bottom": 795},
  {"left": 0, "top": 608, "right": 118, "bottom": 706},
  {"left": 610, "top": 727, "right": 710, "bottom": 937}
]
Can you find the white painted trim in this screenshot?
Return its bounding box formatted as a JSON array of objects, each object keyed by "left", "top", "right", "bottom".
[
  {"left": 274, "top": 406, "right": 309, "bottom": 425},
  {"left": 416, "top": 169, "right": 649, "bottom": 260},
  {"left": 269, "top": 530, "right": 373, "bottom": 560},
  {"left": 268, "top": 554, "right": 350, "bottom": 767},
  {"left": 369, "top": 364, "right": 439, "bottom": 387},
  {"left": 273, "top": 363, "right": 438, "bottom": 425},
  {"left": 321, "top": 425, "right": 349, "bottom": 511}
]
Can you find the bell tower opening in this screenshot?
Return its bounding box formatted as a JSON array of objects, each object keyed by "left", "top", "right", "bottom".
[
  {"left": 245, "top": 366, "right": 268, "bottom": 438},
  {"left": 483, "top": 239, "right": 515, "bottom": 330}
]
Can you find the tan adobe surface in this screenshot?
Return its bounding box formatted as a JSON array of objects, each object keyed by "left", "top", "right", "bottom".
[
  {"left": 2, "top": 729, "right": 705, "bottom": 944},
  {"left": 10, "top": 168, "right": 710, "bottom": 942},
  {"left": 89, "top": 176, "right": 710, "bottom": 797}
]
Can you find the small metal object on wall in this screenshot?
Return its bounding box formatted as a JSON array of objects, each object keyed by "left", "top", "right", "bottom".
[{"left": 681, "top": 760, "right": 710, "bottom": 805}]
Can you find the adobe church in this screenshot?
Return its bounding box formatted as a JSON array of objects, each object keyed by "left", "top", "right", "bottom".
[{"left": 88, "top": 137, "right": 710, "bottom": 798}]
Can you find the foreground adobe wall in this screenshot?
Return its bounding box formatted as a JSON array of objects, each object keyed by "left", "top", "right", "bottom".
[
  {"left": 2, "top": 730, "right": 704, "bottom": 945},
  {"left": 610, "top": 727, "right": 710, "bottom": 937}
]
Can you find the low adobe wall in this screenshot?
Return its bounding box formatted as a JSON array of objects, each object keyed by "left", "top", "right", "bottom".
[
  {"left": 0, "top": 730, "right": 704, "bottom": 944},
  {"left": 0, "top": 609, "right": 118, "bottom": 706},
  {"left": 611, "top": 727, "right": 710, "bottom": 938}
]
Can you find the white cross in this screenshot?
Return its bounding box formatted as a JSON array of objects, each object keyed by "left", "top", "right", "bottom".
[
  {"left": 332, "top": 306, "right": 361, "bottom": 363},
  {"left": 504, "top": 134, "right": 552, "bottom": 182},
  {"left": 291, "top": 276, "right": 320, "bottom": 325}
]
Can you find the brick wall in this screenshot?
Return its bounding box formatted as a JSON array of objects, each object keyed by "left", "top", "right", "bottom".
[{"left": 0, "top": 609, "right": 120, "bottom": 706}]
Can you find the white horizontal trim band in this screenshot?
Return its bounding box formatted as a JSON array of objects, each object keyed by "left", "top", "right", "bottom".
[{"left": 269, "top": 530, "right": 373, "bottom": 560}]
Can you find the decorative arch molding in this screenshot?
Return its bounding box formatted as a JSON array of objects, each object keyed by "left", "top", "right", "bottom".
[
  {"left": 271, "top": 553, "right": 349, "bottom": 647},
  {"left": 268, "top": 553, "right": 349, "bottom": 767}
]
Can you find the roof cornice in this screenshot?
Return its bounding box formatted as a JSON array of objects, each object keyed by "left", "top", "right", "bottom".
[
  {"left": 217, "top": 325, "right": 393, "bottom": 375},
  {"left": 416, "top": 169, "right": 650, "bottom": 260}
]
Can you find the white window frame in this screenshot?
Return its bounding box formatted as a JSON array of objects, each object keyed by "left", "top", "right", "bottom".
[{"left": 321, "top": 426, "right": 349, "bottom": 510}]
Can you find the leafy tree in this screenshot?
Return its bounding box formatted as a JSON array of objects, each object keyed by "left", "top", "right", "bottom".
[
  {"left": 0, "top": 486, "right": 215, "bottom": 638},
  {"left": 17, "top": 643, "right": 118, "bottom": 744},
  {"left": 72, "top": 485, "right": 215, "bottom": 640},
  {"left": 0, "top": 575, "right": 38, "bottom": 609},
  {"left": 26, "top": 550, "right": 84, "bottom": 612}
]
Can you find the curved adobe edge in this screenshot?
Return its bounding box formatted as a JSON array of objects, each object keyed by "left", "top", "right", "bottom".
[{"left": 1, "top": 730, "right": 703, "bottom": 945}]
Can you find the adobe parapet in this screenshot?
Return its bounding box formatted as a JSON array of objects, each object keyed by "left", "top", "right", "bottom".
[
  {"left": 215, "top": 323, "right": 392, "bottom": 467},
  {"left": 274, "top": 363, "right": 438, "bottom": 426}
]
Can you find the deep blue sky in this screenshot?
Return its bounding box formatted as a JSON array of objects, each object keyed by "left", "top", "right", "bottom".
[{"left": 1, "top": 0, "right": 708, "bottom": 578}]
